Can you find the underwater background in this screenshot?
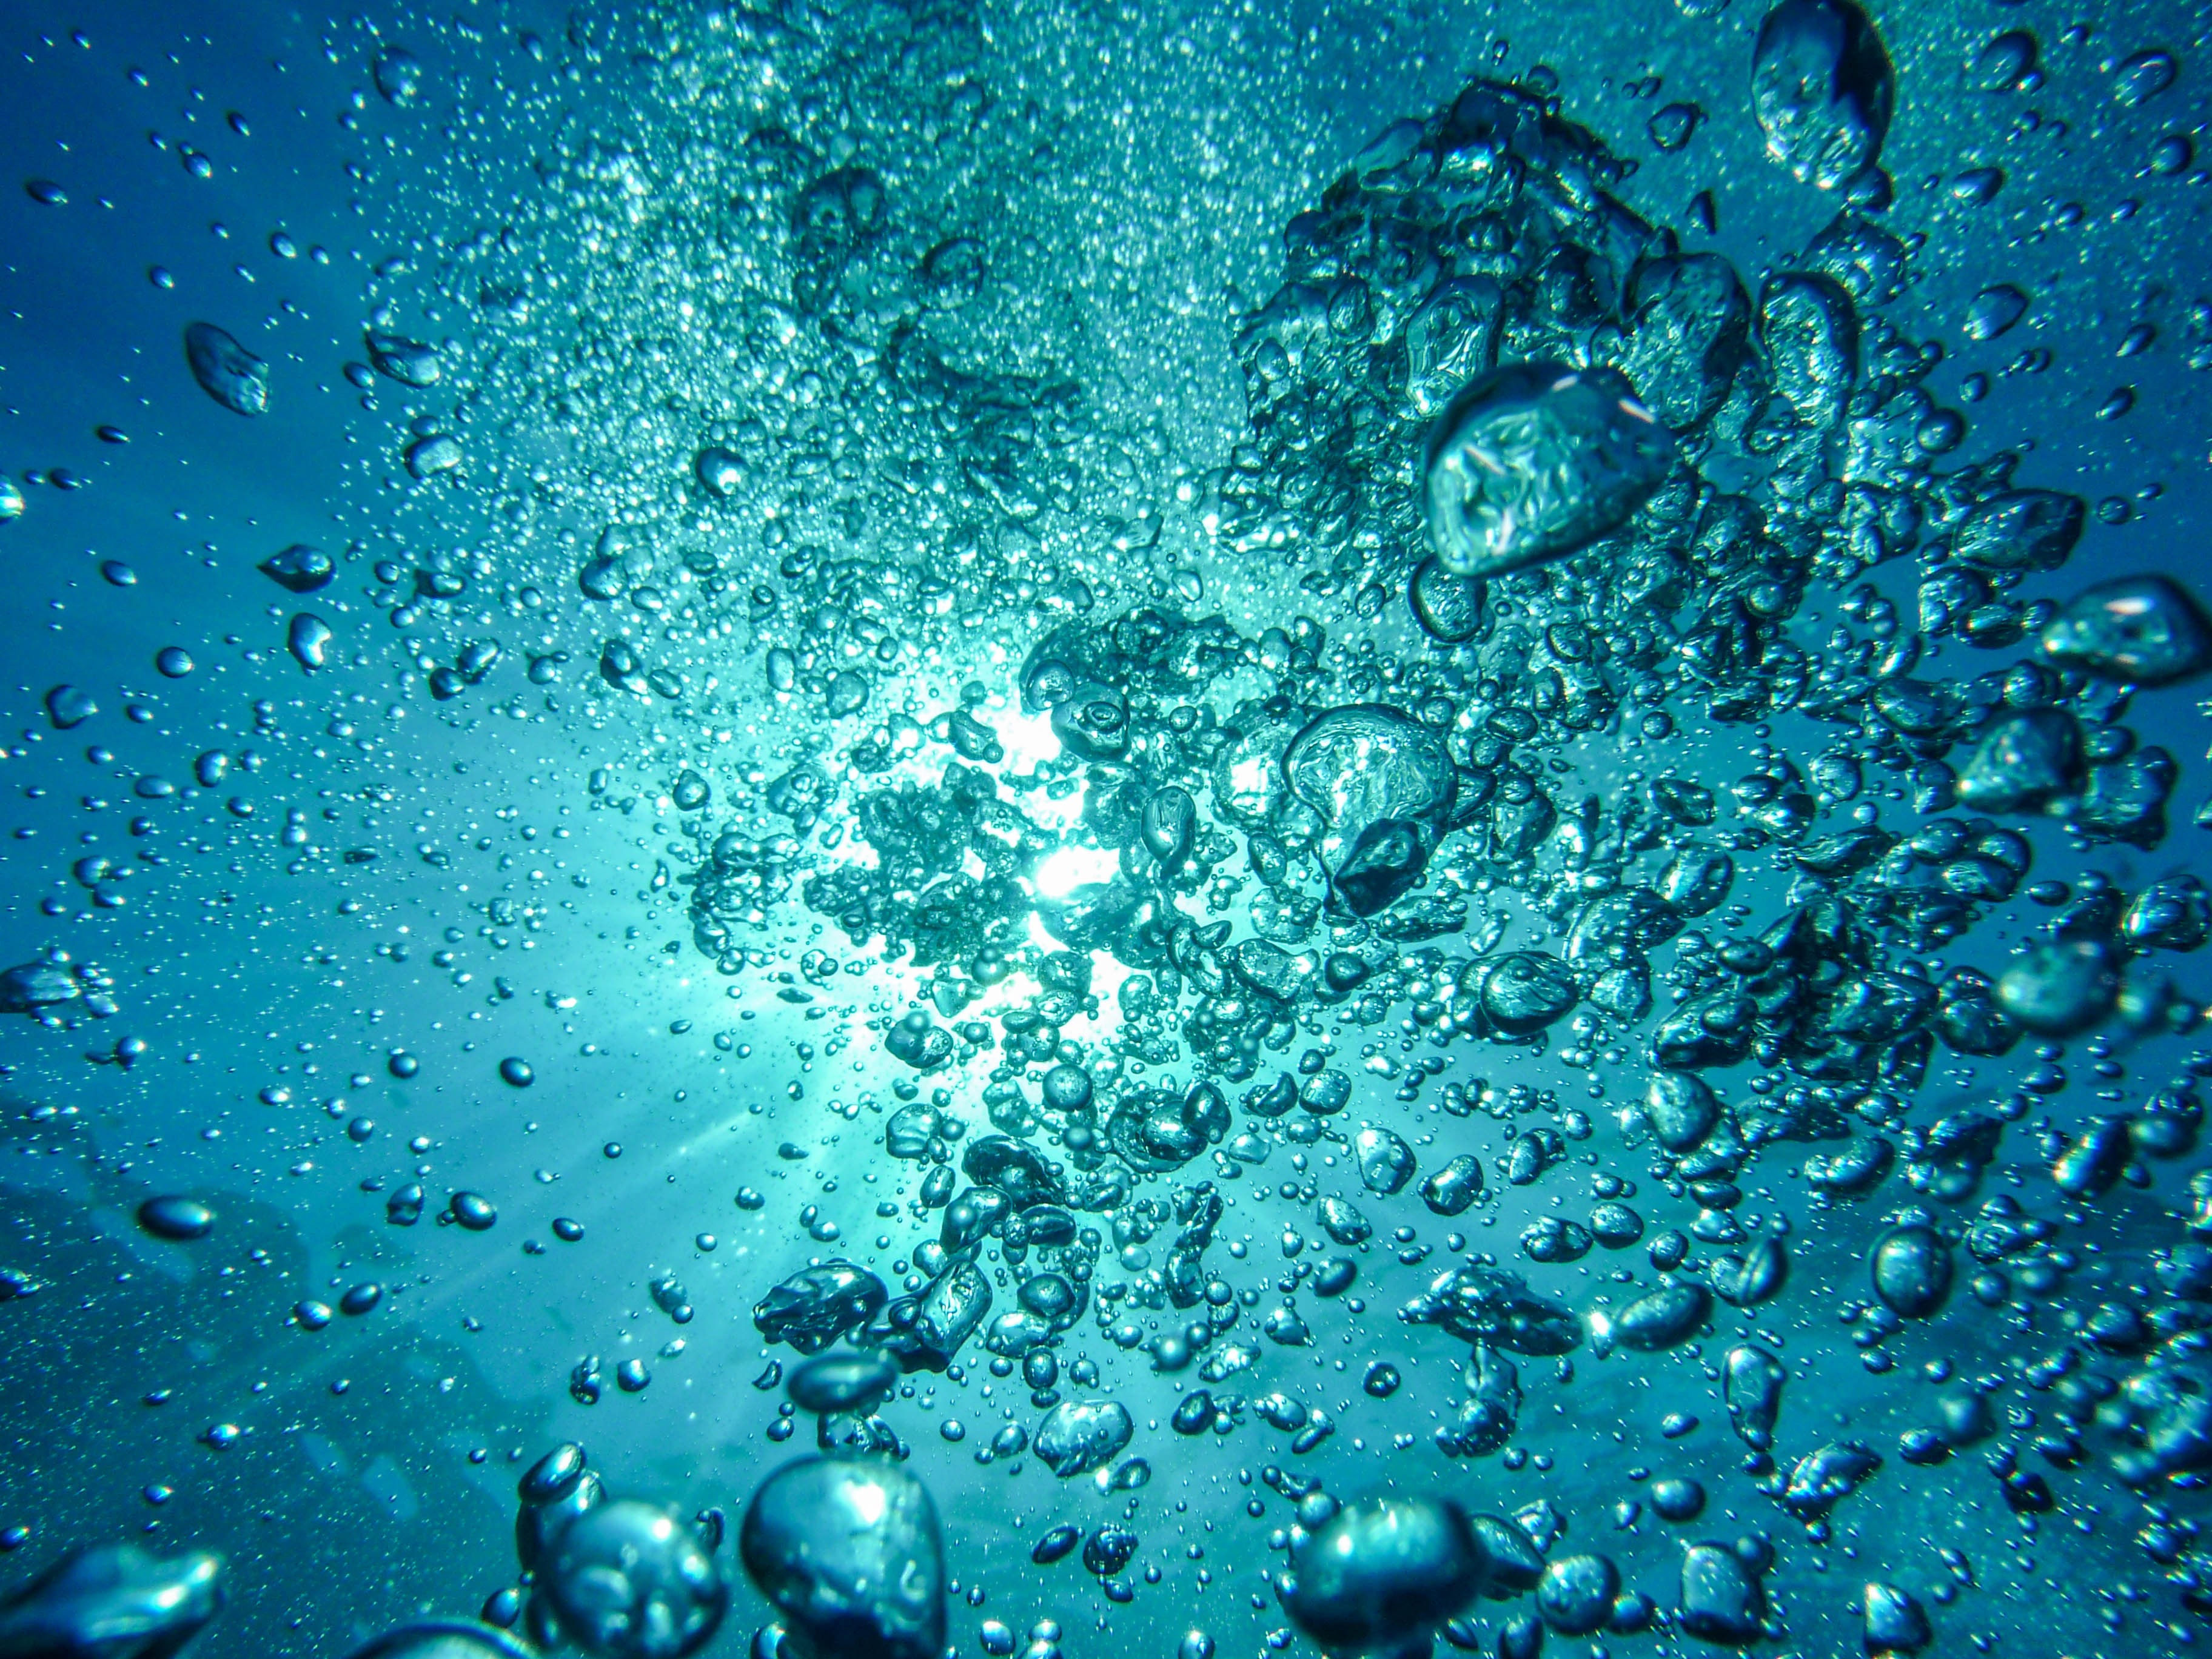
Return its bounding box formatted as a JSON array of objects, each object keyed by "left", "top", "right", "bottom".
[{"left": 2, "top": 1, "right": 2211, "bottom": 1657}]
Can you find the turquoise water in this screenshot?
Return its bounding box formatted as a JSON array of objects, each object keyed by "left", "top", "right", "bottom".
[{"left": 1, "top": 2, "right": 2210, "bottom": 1657}]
